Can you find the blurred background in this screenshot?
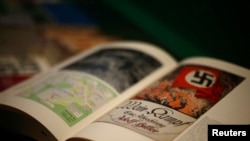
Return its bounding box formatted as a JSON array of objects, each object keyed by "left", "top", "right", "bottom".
[
  {"left": 0, "top": 0, "right": 249, "bottom": 140},
  {"left": 0, "top": 0, "right": 250, "bottom": 94}
]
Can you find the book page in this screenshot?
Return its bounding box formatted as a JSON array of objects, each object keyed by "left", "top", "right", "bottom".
[
  {"left": 0, "top": 41, "right": 177, "bottom": 141},
  {"left": 172, "top": 57, "right": 250, "bottom": 141},
  {"left": 70, "top": 57, "right": 249, "bottom": 141}
]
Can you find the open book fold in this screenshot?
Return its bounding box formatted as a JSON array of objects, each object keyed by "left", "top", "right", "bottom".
[{"left": 0, "top": 41, "right": 249, "bottom": 141}]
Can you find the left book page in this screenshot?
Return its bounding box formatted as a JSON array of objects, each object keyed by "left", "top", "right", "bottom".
[{"left": 0, "top": 41, "right": 177, "bottom": 141}]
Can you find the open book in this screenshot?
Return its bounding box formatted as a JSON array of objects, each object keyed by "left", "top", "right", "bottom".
[{"left": 0, "top": 41, "right": 249, "bottom": 141}]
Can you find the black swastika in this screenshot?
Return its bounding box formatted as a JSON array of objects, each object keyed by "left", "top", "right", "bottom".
[{"left": 190, "top": 70, "right": 214, "bottom": 87}]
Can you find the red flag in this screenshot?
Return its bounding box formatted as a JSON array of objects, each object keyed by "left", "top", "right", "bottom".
[{"left": 171, "top": 66, "right": 224, "bottom": 103}]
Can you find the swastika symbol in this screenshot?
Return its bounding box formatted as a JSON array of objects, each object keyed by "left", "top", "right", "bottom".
[{"left": 185, "top": 70, "right": 216, "bottom": 88}]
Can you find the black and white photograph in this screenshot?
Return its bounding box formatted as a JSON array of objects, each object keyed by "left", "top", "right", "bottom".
[{"left": 64, "top": 48, "right": 162, "bottom": 92}]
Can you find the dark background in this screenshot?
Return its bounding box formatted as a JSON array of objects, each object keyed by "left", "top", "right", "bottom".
[{"left": 1, "top": 0, "right": 249, "bottom": 68}]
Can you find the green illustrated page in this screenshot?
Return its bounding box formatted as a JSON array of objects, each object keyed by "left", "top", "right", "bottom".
[
  {"left": 17, "top": 47, "right": 164, "bottom": 127},
  {"left": 18, "top": 70, "right": 119, "bottom": 126}
]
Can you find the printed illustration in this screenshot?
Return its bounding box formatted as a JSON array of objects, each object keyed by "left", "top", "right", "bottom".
[
  {"left": 19, "top": 71, "right": 118, "bottom": 126},
  {"left": 63, "top": 48, "right": 162, "bottom": 93},
  {"left": 133, "top": 65, "right": 244, "bottom": 118},
  {"left": 100, "top": 64, "right": 244, "bottom": 141}
]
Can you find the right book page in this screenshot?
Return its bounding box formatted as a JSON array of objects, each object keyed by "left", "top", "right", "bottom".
[
  {"left": 173, "top": 57, "right": 250, "bottom": 141},
  {"left": 68, "top": 56, "right": 250, "bottom": 141}
]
